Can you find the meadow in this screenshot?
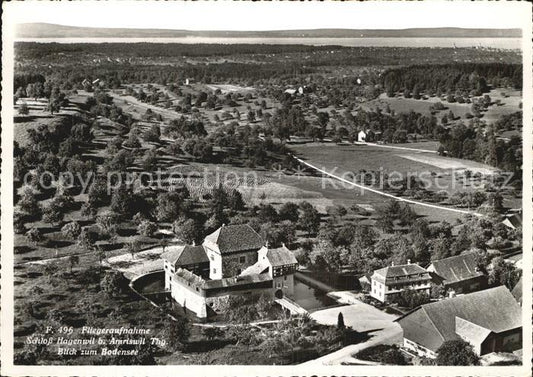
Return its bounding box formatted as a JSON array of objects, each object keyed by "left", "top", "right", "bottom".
[{"left": 363, "top": 88, "right": 522, "bottom": 125}]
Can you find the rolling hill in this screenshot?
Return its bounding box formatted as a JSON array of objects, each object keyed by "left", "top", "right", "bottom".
[{"left": 16, "top": 23, "right": 522, "bottom": 39}]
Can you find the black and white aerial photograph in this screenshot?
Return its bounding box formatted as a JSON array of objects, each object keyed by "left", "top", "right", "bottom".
[{"left": 1, "top": 1, "right": 531, "bottom": 376}]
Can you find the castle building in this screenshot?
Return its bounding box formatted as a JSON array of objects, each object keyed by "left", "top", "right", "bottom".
[{"left": 162, "top": 224, "right": 298, "bottom": 318}]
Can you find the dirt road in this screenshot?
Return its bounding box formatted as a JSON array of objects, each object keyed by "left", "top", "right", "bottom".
[
  {"left": 294, "top": 156, "right": 482, "bottom": 217},
  {"left": 302, "top": 298, "right": 403, "bottom": 365}
]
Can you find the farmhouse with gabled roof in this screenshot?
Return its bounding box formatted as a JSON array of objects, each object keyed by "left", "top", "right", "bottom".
[
  {"left": 426, "top": 251, "right": 488, "bottom": 295},
  {"left": 395, "top": 286, "right": 522, "bottom": 358}
]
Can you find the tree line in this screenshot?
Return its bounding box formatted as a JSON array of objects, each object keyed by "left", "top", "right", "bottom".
[{"left": 381, "top": 63, "right": 522, "bottom": 98}]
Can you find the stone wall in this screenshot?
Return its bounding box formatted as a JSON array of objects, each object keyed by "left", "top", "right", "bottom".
[
  {"left": 221, "top": 250, "right": 259, "bottom": 277},
  {"left": 169, "top": 278, "right": 207, "bottom": 318},
  {"left": 205, "top": 287, "right": 273, "bottom": 314},
  {"left": 273, "top": 274, "right": 295, "bottom": 298}
]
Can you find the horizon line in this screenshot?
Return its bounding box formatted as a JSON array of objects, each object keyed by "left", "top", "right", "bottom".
[{"left": 17, "top": 22, "right": 522, "bottom": 33}]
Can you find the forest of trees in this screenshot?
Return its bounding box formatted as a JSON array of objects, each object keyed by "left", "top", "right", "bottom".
[{"left": 381, "top": 63, "right": 522, "bottom": 97}]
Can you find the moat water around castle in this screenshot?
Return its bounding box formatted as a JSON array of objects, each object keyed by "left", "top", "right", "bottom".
[
  {"left": 133, "top": 270, "right": 340, "bottom": 315},
  {"left": 292, "top": 281, "right": 339, "bottom": 312}
]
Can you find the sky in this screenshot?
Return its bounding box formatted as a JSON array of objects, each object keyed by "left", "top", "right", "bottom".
[{"left": 5, "top": 1, "right": 527, "bottom": 31}]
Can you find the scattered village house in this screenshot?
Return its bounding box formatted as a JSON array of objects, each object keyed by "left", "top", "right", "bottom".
[
  {"left": 511, "top": 276, "right": 522, "bottom": 306},
  {"left": 370, "top": 261, "right": 432, "bottom": 303},
  {"left": 395, "top": 286, "right": 522, "bottom": 358},
  {"left": 357, "top": 129, "right": 375, "bottom": 142},
  {"left": 284, "top": 86, "right": 306, "bottom": 96},
  {"left": 358, "top": 273, "right": 372, "bottom": 292},
  {"left": 426, "top": 252, "right": 488, "bottom": 296},
  {"left": 502, "top": 211, "right": 522, "bottom": 230},
  {"left": 162, "top": 224, "right": 298, "bottom": 318}
]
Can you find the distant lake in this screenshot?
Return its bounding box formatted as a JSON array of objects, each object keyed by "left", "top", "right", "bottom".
[{"left": 15, "top": 37, "right": 522, "bottom": 49}]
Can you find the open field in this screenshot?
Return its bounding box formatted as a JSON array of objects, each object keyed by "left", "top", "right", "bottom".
[
  {"left": 398, "top": 154, "right": 498, "bottom": 174},
  {"left": 205, "top": 84, "right": 255, "bottom": 93},
  {"left": 105, "top": 246, "right": 167, "bottom": 280},
  {"left": 383, "top": 141, "right": 440, "bottom": 152},
  {"left": 287, "top": 142, "right": 519, "bottom": 221},
  {"left": 363, "top": 88, "right": 522, "bottom": 126}
]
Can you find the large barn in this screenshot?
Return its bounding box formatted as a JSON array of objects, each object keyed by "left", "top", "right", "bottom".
[{"left": 395, "top": 286, "right": 522, "bottom": 358}]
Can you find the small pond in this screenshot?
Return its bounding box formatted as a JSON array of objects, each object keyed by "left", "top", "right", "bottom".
[
  {"left": 132, "top": 271, "right": 165, "bottom": 294},
  {"left": 292, "top": 280, "right": 340, "bottom": 312}
]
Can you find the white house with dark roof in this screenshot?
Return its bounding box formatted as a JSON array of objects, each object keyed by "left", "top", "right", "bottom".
[
  {"left": 370, "top": 262, "right": 432, "bottom": 303},
  {"left": 257, "top": 244, "right": 298, "bottom": 298},
  {"left": 162, "top": 224, "right": 299, "bottom": 318},
  {"left": 203, "top": 224, "right": 264, "bottom": 279},
  {"left": 162, "top": 245, "right": 210, "bottom": 289},
  {"left": 395, "top": 286, "right": 522, "bottom": 357}
]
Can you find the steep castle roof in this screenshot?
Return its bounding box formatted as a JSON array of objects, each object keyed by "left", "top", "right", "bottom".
[
  {"left": 161, "top": 245, "right": 209, "bottom": 266},
  {"left": 204, "top": 224, "right": 264, "bottom": 254}
]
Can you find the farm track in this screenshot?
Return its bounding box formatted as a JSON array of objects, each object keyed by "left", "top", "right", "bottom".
[{"left": 293, "top": 156, "right": 483, "bottom": 217}]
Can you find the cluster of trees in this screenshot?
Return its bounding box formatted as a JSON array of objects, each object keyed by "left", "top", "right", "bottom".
[
  {"left": 14, "top": 115, "right": 97, "bottom": 230},
  {"left": 356, "top": 344, "right": 408, "bottom": 365},
  {"left": 390, "top": 289, "right": 430, "bottom": 309},
  {"left": 382, "top": 63, "right": 522, "bottom": 98},
  {"left": 207, "top": 122, "right": 292, "bottom": 168},
  {"left": 435, "top": 339, "right": 480, "bottom": 366},
  {"left": 219, "top": 294, "right": 274, "bottom": 323},
  {"left": 333, "top": 107, "right": 443, "bottom": 143},
  {"left": 375, "top": 200, "right": 418, "bottom": 233},
  {"left": 262, "top": 103, "right": 445, "bottom": 145},
  {"left": 297, "top": 198, "right": 521, "bottom": 278},
  {"left": 85, "top": 91, "right": 135, "bottom": 128},
  {"left": 438, "top": 115, "right": 522, "bottom": 173},
  {"left": 13, "top": 75, "right": 69, "bottom": 114}
]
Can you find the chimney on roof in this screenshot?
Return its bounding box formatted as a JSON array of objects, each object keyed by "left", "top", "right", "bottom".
[{"left": 407, "top": 259, "right": 411, "bottom": 265}]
